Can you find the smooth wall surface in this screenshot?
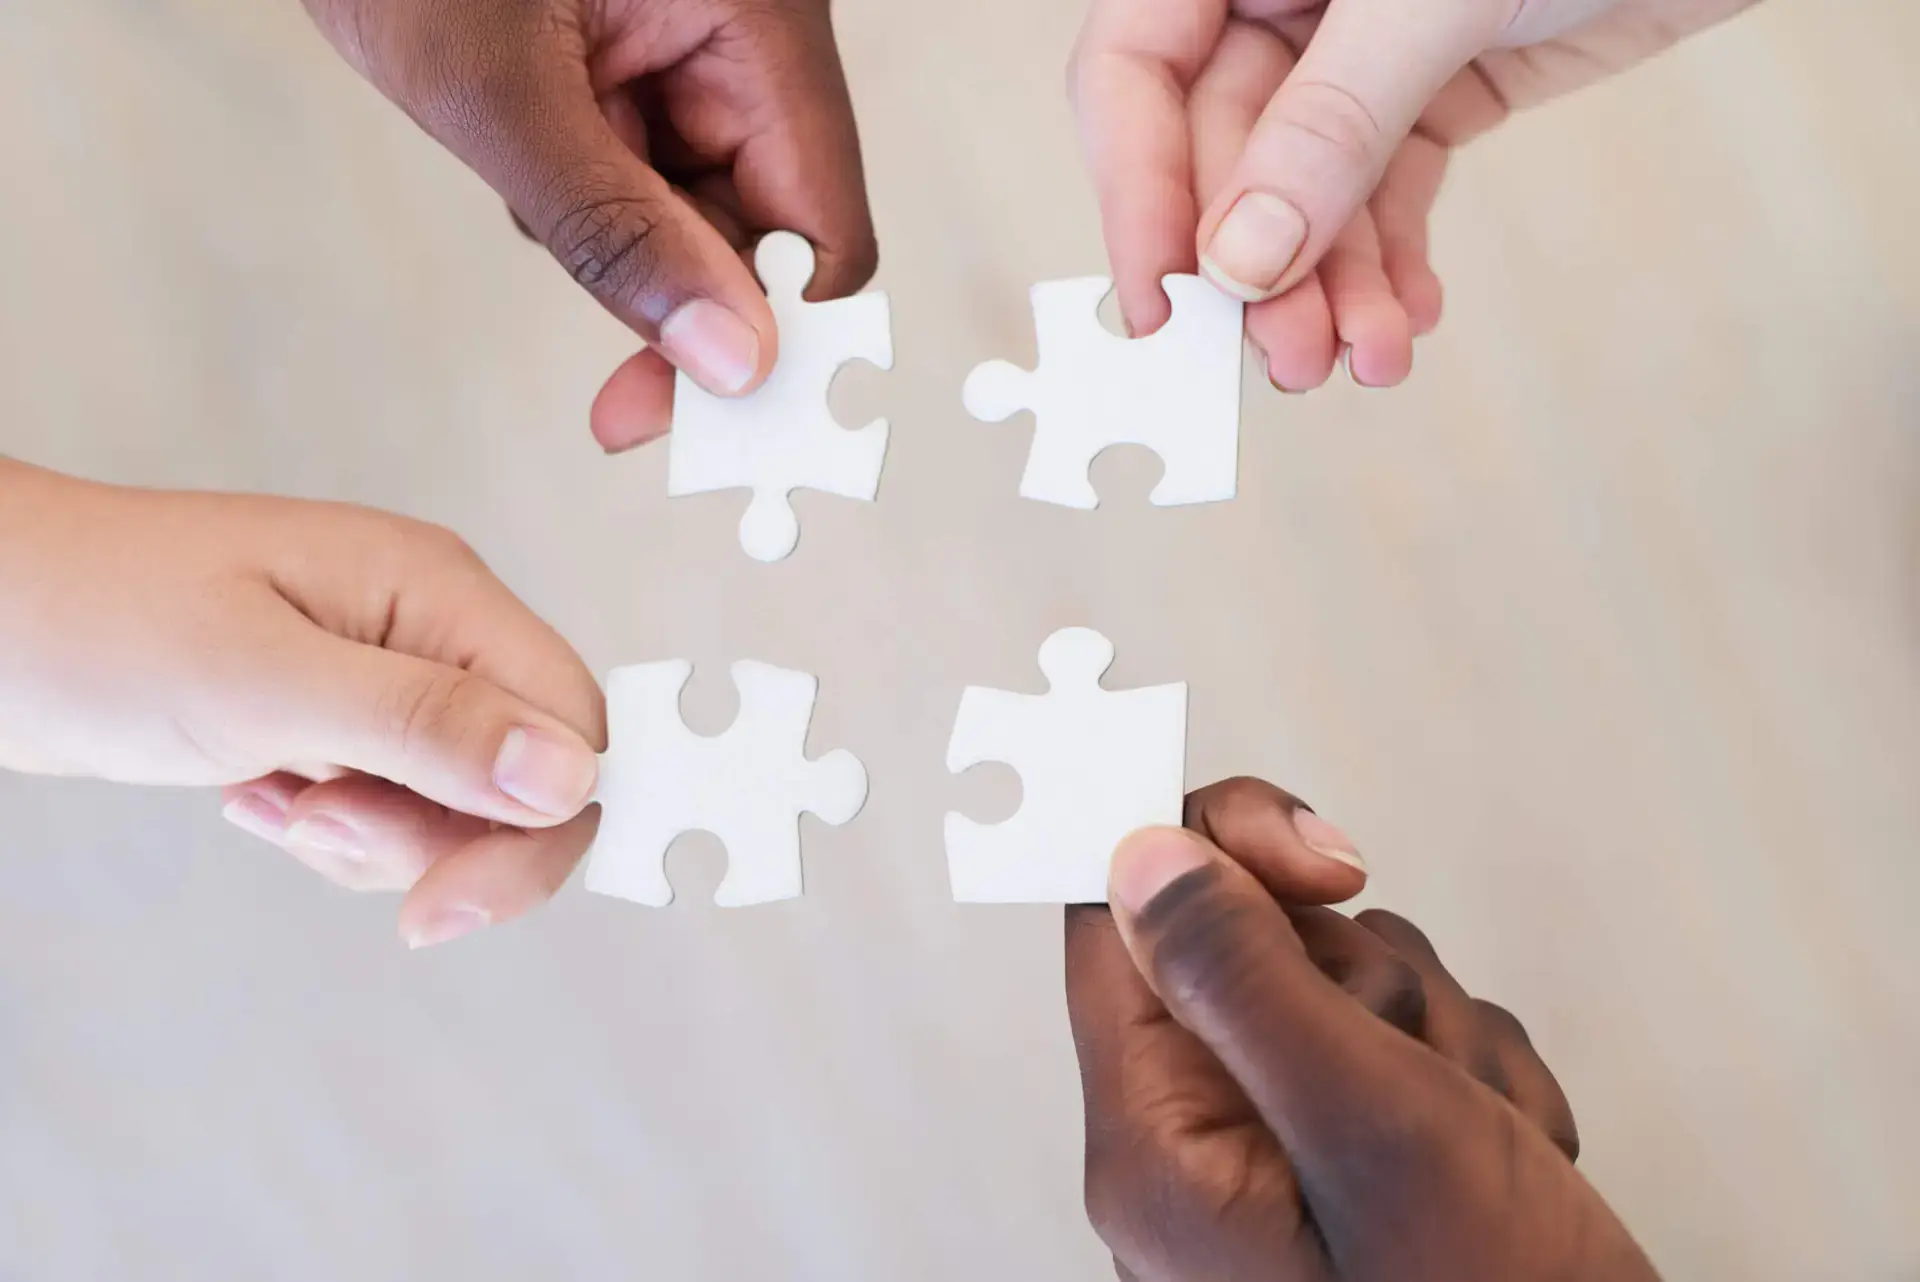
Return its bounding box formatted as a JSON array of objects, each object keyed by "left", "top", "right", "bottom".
[{"left": 3, "top": 2, "right": 1918, "bottom": 1278}]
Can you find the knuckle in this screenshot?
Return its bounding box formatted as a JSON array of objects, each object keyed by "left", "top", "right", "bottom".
[
  {"left": 1353, "top": 906, "right": 1402, "bottom": 933},
  {"left": 1183, "top": 775, "right": 1301, "bottom": 833},
  {"left": 1360, "top": 957, "right": 1430, "bottom": 1039},
  {"left": 543, "top": 176, "right": 667, "bottom": 303},
  {"left": 1356, "top": 908, "right": 1441, "bottom": 964},
  {"left": 1471, "top": 1046, "right": 1514, "bottom": 1099},
  {"left": 1064, "top": 32, "right": 1123, "bottom": 117},
  {"left": 284, "top": 823, "right": 423, "bottom": 895},
  {"left": 367, "top": 515, "right": 486, "bottom": 596},
  {"left": 1275, "top": 78, "right": 1388, "bottom": 171},
  {"left": 414, "top": 519, "right": 482, "bottom": 569},
  {"left": 382, "top": 667, "right": 487, "bottom": 761},
  {"left": 1194, "top": 775, "right": 1263, "bottom": 811},
  {"left": 1553, "top": 1120, "right": 1582, "bottom": 1163},
  {"left": 1464, "top": 1008, "right": 1521, "bottom": 1098},
  {"left": 1186, "top": 1127, "right": 1288, "bottom": 1226},
  {"left": 1473, "top": 997, "right": 1532, "bottom": 1045}
]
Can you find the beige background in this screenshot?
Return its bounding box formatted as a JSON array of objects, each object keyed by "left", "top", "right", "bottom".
[{"left": 3, "top": 1, "right": 1918, "bottom": 1278}]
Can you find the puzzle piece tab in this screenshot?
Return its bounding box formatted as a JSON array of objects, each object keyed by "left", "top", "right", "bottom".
[
  {"left": 963, "top": 274, "right": 1243, "bottom": 510},
  {"left": 668, "top": 231, "right": 893, "bottom": 562},
  {"left": 944, "top": 628, "right": 1187, "bottom": 903},
  {"left": 584, "top": 659, "right": 868, "bottom": 907}
]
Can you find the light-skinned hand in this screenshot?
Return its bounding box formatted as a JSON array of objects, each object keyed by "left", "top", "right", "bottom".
[
  {"left": 1070, "top": 0, "right": 1759, "bottom": 390},
  {"left": 301, "top": 0, "right": 876, "bottom": 451},
  {"left": 0, "top": 459, "right": 605, "bottom": 948}
]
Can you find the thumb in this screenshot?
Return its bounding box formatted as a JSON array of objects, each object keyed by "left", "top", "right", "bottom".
[
  {"left": 264, "top": 627, "right": 600, "bottom": 831},
  {"left": 422, "top": 30, "right": 776, "bottom": 396},
  {"left": 1108, "top": 826, "right": 1453, "bottom": 1186},
  {"left": 1196, "top": 0, "right": 1504, "bottom": 302}
]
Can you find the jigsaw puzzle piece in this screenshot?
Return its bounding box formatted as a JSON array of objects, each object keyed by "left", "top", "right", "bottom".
[
  {"left": 962, "top": 276, "right": 1112, "bottom": 415},
  {"left": 583, "top": 660, "right": 697, "bottom": 908},
  {"left": 963, "top": 277, "right": 1108, "bottom": 510},
  {"left": 583, "top": 658, "right": 869, "bottom": 908},
  {"left": 1139, "top": 275, "right": 1243, "bottom": 504},
  {"left": 668, "top": 231, "right": 893, "bottom": 562},
  {"left": 785, "top": 286, "right": 894, "bottom": 390},
  {"left": 712, "top": 662, "right": 869, "bottom": 907},
  {"left": 944, "top": 628, "right": 1187, "bottom": 903},
  {"left": 963, "top": 272, "right": 1243, "bottom": 511}
]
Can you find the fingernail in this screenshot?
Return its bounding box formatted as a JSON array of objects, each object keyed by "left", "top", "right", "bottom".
[
  {"left": 222, "top": 791, "right": 288, "bottom": 844},
  {"left": 1342, "top": 343, "right": 1374, "bottom": 389},
  {"left": 1291, "top": 808, "right": 1366, "bottom": 873},
  {"left": 494, "top": 727, "right": 598, "bottom": 819},
  {"left": 1201, "top": 192, "right": 1308, "bottom": 303},
  {"left": 285, "top": 815, "right": 365, "bottom": 863},
  {"left": 1109, "top": 827, "right": 1212, "bottom": 915},
  {"left": 659, "top": 298, "right": 760, "bottom": 395},
  {"left": 405, "top": 905, "right": 491, "bottom": 951}
]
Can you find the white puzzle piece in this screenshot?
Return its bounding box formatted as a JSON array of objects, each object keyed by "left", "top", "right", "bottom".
[
  {"left": 944, "top": 628, "right": 1187, "bottom": 903},
  {"left": 962, "top": 274, "right": 1243, "bottom": 510},
  {"left": 668, "top": 231, "right": 893, "bottom": 561},
  {"left": 583, "top": 659, "right": 868, "bottom": 907}
]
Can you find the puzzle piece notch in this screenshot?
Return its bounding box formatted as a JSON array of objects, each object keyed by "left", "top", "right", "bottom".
[
  {"left": 962, "top": 274, "right": 1244, "bottom": 511},
  {"left": 944, "top": 627, "right": 1187, "bottom": 904},
  {"left": 584, "top": 658, "right": 868, "bottom": 907},
  {"left": 668, "top": 231, "right": 894, "bottom": 562}
]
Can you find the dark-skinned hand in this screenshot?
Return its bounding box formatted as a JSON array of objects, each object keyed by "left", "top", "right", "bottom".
[
  {"left": 1066, "top": 777, "right": 1661, "bottom": 1281},
  {"left": 301, "top": 0, "right": 876, "bottom": 451}
]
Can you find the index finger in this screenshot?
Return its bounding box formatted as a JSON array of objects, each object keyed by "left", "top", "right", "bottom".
[
  {"left": 1068, "top": 0, "right": 1230, "bottom": 334},
  {"left": 1185, "top": 776, "right": 1369, "bottom": 904},
  {"left": 263, "top": 508, "right": 606, "bottom": 751}
]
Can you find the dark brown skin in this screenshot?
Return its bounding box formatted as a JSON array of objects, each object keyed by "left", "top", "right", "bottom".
[
  {"left": 1066, "top": 778, "right": 1662, "bottom": 1282},
  {"left": 301, "top": 0, "right": 877, "bottom": 450}
]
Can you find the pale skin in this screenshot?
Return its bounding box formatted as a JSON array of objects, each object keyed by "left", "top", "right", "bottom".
[
  {"left": 301, "top": 0, "right": 1760, "bottom": 416},
  {"left": 1069, "top": 0, "right": 1761, "bottom": 389},
  {"left": 1, "top": 0, "right": 1762, "bottom": 941},
  {"left": 0, "top": 459, "right": 605, "bottom": 948},
  {"left": 0, "top": 10, "right": 1752, "bottom": 1249}
]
